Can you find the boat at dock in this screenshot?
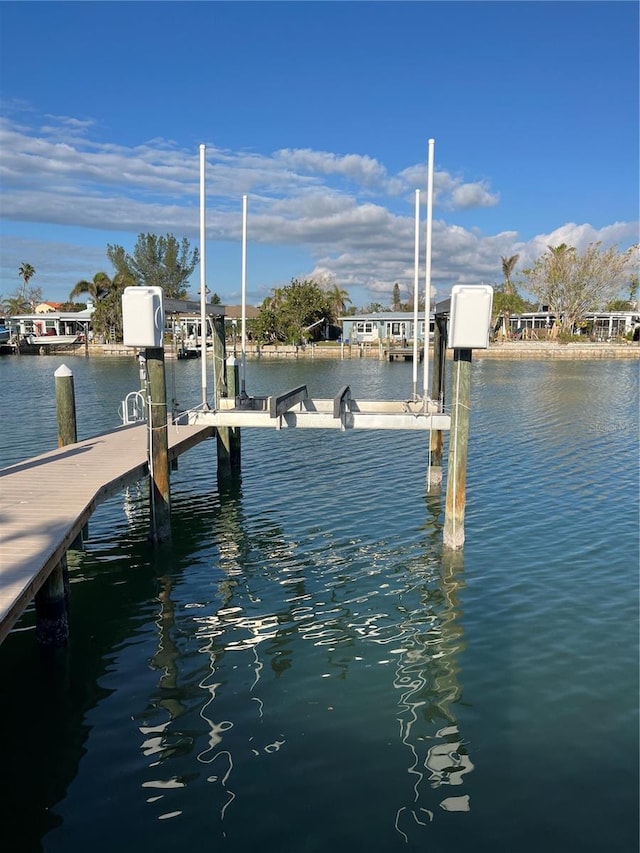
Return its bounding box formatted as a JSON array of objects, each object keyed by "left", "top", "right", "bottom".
[
  {"left": 4, "top": 310, "right": 92, "bottom": 354},
  {"left": 19, "top": 332, "right": 84, "bottom": 353}
]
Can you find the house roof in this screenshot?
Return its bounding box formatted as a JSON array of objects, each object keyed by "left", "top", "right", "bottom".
[
  {"left": 224, "top": 304, "right": 261, "bottom": 320},
  {"left": 338, "top": 311, "right": 434, "bottom": 321},
  {"left": 10, "top": 309, "right": 95, "bottom": 321},
  {"left": 35, "top": 301, "right": 64, "bottom": 313}
]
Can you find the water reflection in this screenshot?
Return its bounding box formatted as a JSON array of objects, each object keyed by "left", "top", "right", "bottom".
[
  {"left": 393, "top": 550, "right": 472, "bottom": 842},
  {"left": 134, "top": 462, "right": 474, "bottom": 842}
]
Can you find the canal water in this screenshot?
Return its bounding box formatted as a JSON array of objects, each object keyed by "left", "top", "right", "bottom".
[{"left": 0, "top": 353, "right": 638, "bottom": 852}]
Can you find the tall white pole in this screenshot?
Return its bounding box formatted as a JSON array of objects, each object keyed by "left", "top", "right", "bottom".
[
  {"left": 412, "top": 188, "right": 420, "bottom": 400},
  {"left": 241, "top": 193, "right": 248, "bottom": 397},
  {"left": 199, "top": 144, "right": 208, "bottom": 407},
  {"left": 422, "top": 138, "right": 435, "bottom": 408}
]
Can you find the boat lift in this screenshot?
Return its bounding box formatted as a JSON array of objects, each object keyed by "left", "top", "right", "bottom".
[
  {"left": 182, "top": 384, "right": 450, "bottom": 432},
  {"left": 187, "top": 145, "right": 445, "bottom": 434}
]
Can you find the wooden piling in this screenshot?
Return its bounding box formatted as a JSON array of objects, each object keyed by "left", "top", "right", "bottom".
[
  {"left": 54, "top": 364, "right": 79, "bottom": 567},
  {"left": 443, "top": 348, "right": 471, "bottom": 550},
  {"left": 212, "top": 316, "right": 241, "bottom": 474},
  {"left": 35, "top": 562, "right": 69, "bottom": 647},
  {"left": 55, "top": 364, "right": 77, "bottom": 447},
  {"left": 216, "top": 364, "right": 242, "bottom": 472},
  {"left": 428, "top": 316, "right": 447, "bottom": 487},
  {"left": 38, "top": 367, "right": 74, "bottom": 643},
  {"left": 146, "top": 346, "right": 171, "bottom": 542}
]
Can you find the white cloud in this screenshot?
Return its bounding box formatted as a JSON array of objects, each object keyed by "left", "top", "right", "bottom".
[
  {"left": 0, "top": 113, "right": 637, "bottom": 307},
  {"left": 396, "top": 164, "right": 499, "bottom": 210},
  {"left": 450, "top": 182, "right": 499, "bottom": 209},
  {"left": 275, "top": 148, "right": 387, "bottom": 186}
]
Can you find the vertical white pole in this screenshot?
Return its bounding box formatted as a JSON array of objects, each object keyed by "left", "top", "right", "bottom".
[
  {"left": 422, "top": 138, "right": 435, "bottom": 408},
  {"left": 199, "top": 144, "right": 208, "bottom": 407},
  {"left": 241, "top": 193, "right": 248, "bottom": 396},
  {"left": 412, "top": 188, "right": 420, "bottom": 400}
]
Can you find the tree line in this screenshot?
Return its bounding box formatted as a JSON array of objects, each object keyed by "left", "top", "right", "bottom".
[
  {"left": 492, "top": 243, "right": 638, "bottom": 338},
  {"left": 2, "top": 236, "right": 636, "bottom": 344}
]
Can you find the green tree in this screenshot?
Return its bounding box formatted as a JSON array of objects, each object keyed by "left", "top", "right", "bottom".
[
  {"left": 69, "top": 271, "right": 113, "bottom": 304},
  {"left": 325, "top": 283, "right": 352, "bottom": 321},
  {"left": 392, "top": 282, "right": 401, "bottom": 311},
  {"left": 605, "top": 298, "right": 634, "bottom": 312},
  {"left": 521, "top": 242, "right": 637, "bottom": 333},
  {"left": 14, "top": 263, "right": 39, "bottom": 310},
  {"left": 491, "top": 288, "right": 526, "bottom": 338},
  {"left": 91, "top": 286, "right": 124, "bottom": 343},
  {"left": 2, "top": 293, "right": 29, "bottom": 314},
  {"left": 496, "top": 253, "right": 521, "bottom": 336},
  {"left": 501, "top": 254, "right": 520, "bottom": 293},
  {"left": 58, "top": 301, "right": 87, "bottom": 312},
  {"left": 18, "top": 262, "right": 36, "bottom": 290},
  {"left": 107, "top": 233, "right": 199, "bottom": 299},
  {"left": 70, "top": 269, "right": 135, "bottom": 341},
  {"left": 4, "top": 286, "right": 42, "bottom": 313},
  {"left": 254, "top": 279, "right": 331, "bottom": 344}
]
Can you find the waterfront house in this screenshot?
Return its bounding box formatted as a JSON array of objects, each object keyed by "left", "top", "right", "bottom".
[
  {"left": 339, "top": 311, "right": 435, "bottom": 345},
  {"left": 507, "top": 310, "right": 640, "bottom": 340},
  {"left": 8, "top": 307, "right": 95, "bottom": 340}
]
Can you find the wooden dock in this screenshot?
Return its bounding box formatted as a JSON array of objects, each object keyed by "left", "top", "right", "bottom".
[
  {"left": 384, "top": 346, "right": 424, "bottom": 362},
  {"left": 0, "top": 422, "right": 214, "bottom": 645},
  {"left": 0, "top": 385, "right": 450, "bottom": 647}
]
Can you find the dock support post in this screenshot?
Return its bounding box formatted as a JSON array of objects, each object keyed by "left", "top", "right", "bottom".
[
  {"left": 427, "top": 317, "right": 447, "bottom": 487},
  {"left": 54, "top": 363, "right": 85, "bottom": 551},
  {"left": 219, "top": 356, "right": 242, "bottom": 473},
  {"left": 35, "top": 560, "right": 69, "bottom": 647},
  {"left": 55, "top": 364, "right": 77, "bottom": 447},
  {"left": 146, "top": 346, "right": 171, "bottom": 542},
  {"left": 443, "top": 348, "right": 471, "bottom": 550},
  {"left": 212, "top": 315, "right": 227, "bottom": 407}
]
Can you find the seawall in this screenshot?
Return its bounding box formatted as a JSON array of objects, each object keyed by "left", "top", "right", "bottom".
[{"left": 64, "top": 341, "right": 640, "bottom": 360}]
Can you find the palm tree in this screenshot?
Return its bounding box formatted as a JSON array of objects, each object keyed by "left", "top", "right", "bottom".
[
  {"left": 18, "top": 262, "right": 36, "bottom": 290},
  {"left": 499, "top": 254, "right": 520, "bottom": 337},
  {"left": 326, "top": 284, "right": 352, "bottom": 322},
  {"left": 501, "top": 254, "right": 519, "bottom": 294},
  {"left": 69, "top": 271, "right": 113, "bottom": 304},
  {"left": 547, "top": 243, "right": 572, "bottom": 256}
]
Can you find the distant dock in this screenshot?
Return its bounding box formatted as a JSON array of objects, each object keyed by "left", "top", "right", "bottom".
[{"left": 384, "top": 345, "right": 424, "bottom": 362}]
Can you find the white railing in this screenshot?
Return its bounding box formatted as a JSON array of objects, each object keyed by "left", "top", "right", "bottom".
[{"left": 120, "top": 391, "right": 146, "bottom": 424}]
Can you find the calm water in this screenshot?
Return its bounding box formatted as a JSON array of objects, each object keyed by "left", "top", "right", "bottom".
[{"left": 0, "top": 353, "right": 638, "bottom": 852}]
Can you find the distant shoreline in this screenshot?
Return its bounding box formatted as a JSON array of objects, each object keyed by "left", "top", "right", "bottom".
[
  {"left": 467, "top": 342, "right": 640, "bottom": 360},
  {"left": 4, "top": 341, "right": 639, "bottom": 360}
]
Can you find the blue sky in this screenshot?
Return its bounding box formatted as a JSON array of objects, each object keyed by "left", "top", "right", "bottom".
[{"left": 1, "top": 0, "right": 638, "bottom": 309}]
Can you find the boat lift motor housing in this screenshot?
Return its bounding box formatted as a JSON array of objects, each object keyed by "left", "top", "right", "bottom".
[
  {"left": 448, "top": 285, "right": 494, "bottom": 349},
  {"left": 122, "top": 286, "right": 165, "bottom": 348}
]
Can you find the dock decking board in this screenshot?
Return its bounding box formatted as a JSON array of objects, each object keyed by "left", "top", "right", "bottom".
[{"left": 0, "top": 422, "right": 214, "bottom": 644}]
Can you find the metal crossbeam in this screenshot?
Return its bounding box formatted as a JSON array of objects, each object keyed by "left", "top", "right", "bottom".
[{"left": 186, "top": 390, "right": 449, "bottom": 432}]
